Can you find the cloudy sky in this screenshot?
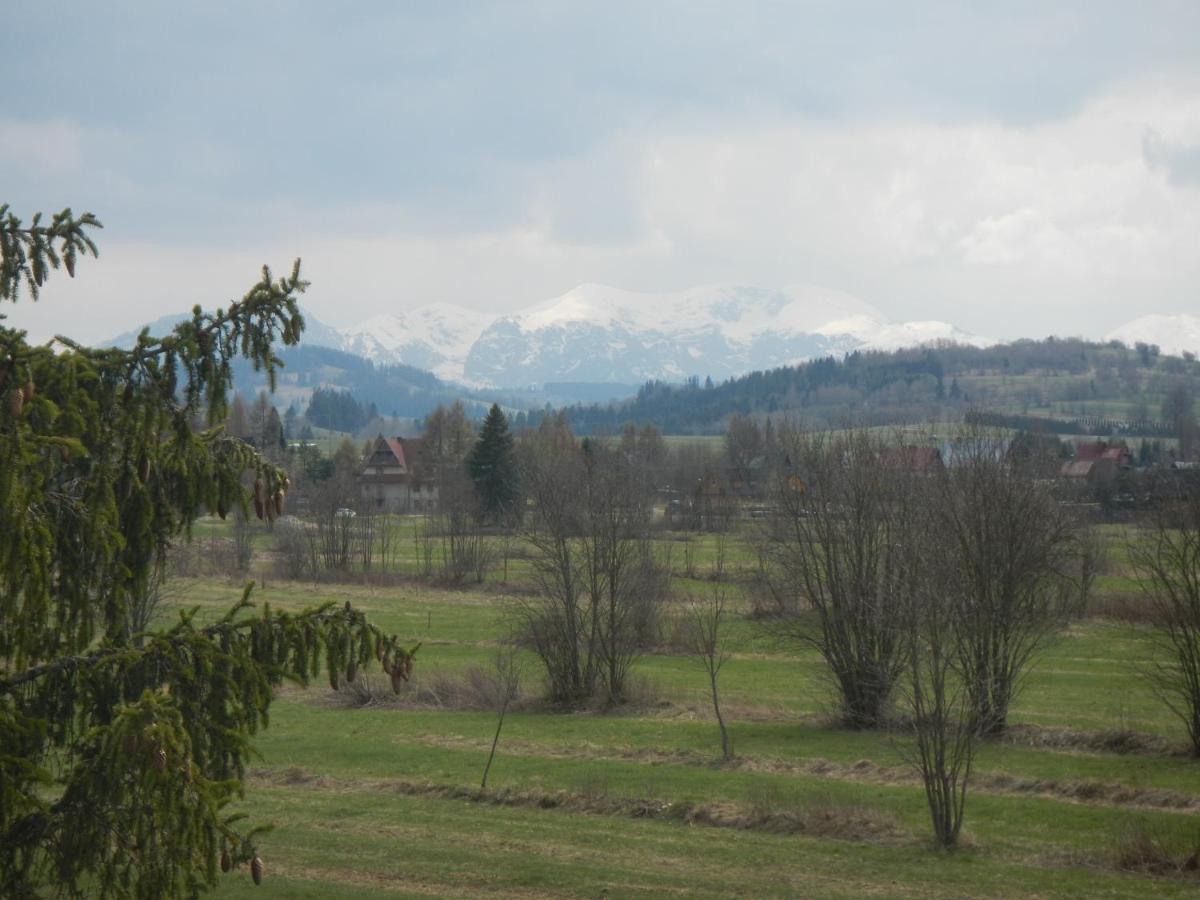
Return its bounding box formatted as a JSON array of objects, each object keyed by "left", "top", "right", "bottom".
[{"left": 3, "top": 1, "right": 1198, "bottom": 344}]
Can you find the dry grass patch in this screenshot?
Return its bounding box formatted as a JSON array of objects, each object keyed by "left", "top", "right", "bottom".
[{"left": 1108, "top": 819, "right": 1200, "bottom": 878}]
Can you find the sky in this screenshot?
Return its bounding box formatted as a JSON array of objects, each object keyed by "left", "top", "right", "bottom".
[{"left": 2, "top": 1, "right": 1199, "bottom": 344}]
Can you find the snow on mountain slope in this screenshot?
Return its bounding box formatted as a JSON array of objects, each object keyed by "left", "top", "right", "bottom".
[
  {"left": 331, "top": 283, "right": 992, "bottom": 387},
  {"left": 337, "top": 303, "right": 493, "bottom": 382},
  {"left": 1105, "top": 314, "right": 1200, "bottom": 359}
]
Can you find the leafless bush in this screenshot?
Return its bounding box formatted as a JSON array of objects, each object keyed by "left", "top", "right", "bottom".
[
  {"left": 1084, "top": 591, "right": 1158, "bottom": 623},
  {"left": 901, "top": 510, "right": 976, "bottom": 851},
  {"left": 1130, "top": 474, "right": 1200, "bottom": 755},
  {"left": 1067, "top": 523, "right": 1109, "bottom": 615},
  {"left": 1109, "top": 819, "right": 1200, "bottom": 875},
  {"left": 514, "top": 439, "right": 668, "bottom": 705},
  {"left": 333, "top": 673, "right": 391, "bottom": 707},
  {"left": 931, "top": 428, "right": 1078, "bottom": 736},
  {"left": 681, "top": 590, "right": 733, "bottom": 759},
  {"left": 272, "top": 516, "right": 311, "bottom": 580},
  {"left": 481, "top": 645, "right": 526, "bottom": 789},
  {"left": 754, "top": 428, "right": 919, "bottom": 729}
]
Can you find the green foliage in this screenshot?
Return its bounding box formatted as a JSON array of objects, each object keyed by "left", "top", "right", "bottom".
[
  {"left": 0, "top": 207, "right": 410, "bottom": 897},
  {"left": 467, "top": 403, "right": 517, "bottom": 521},
  {"left": 0, "top": 205, "right": 101, "bottom": 303},
  {"left": 304, "top": 387, "right": 377, "bottom": 434}
]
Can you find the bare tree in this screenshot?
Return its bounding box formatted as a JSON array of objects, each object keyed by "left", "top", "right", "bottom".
[
  {"left": 756, "top": 429, "right": 919, "bottom": 729},
  {"left": 1130, "top": 474, "right": 1200, "bottom": 755},
  {"left": 933, "top": 430, "right": 1077, "bottom": 735},
  {"left": 1067, "top": 521, "right": 1108, "bottom": 615},
  {"left": 902, "top": 505, "right": 977, "bottom": 850},
  {"left": 682, "top": 590, "right": 734, "bottom": 760},
  {"left": 515, "top": 436, "right": 666, "bottom": 705},
  {"left": 480, "top": 644, "right": 525, "bottom": 791},
  {"left": 432, "top": 466, "right": 494, "bottom": 584}
]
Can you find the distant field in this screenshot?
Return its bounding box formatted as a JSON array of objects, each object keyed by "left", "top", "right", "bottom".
[{"left": 161, "top": 520, "right": 1200, "bottom": 898}]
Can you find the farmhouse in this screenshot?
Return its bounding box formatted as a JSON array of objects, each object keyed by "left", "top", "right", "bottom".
[
  {"left": 358, "top": 436, "right": 438, "bottom": 512},
  {"left": 1057, "top": 441, "right": 1131, "bottom": 486}
]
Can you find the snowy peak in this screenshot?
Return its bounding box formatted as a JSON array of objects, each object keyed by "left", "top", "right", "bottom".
[
  {"left": 509, "top": 283, "right": 882, "bottom": 340},
  {"left": 337, "top": 304, "right": 492, "bottom": 382},
  {"left": 453, "top": 283, "right": 991, "bottom": 386},
  {"left": 1105, "top": 314, "right": 1200, "bottom": 358},
  {"left": 333, "top": 283, "right": 993, "bottom": 387}
]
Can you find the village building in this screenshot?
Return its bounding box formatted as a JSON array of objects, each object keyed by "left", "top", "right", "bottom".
[
  {"left": 358, "top": 436, "right": 438, "bottom": 513},
  {"left": 1057, "top": 441, "right": 1132, "bottom": 487}
]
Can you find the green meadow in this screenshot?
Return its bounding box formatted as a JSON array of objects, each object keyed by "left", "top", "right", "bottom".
[{"left": 160, "top": 520, "right": 1200, "bottom": 898}]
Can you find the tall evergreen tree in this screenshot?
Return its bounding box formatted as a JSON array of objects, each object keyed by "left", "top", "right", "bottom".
[
  {"left": 0, "top": 207, "right": 415, "bottom": 896},
  {"left": 467, "top": 403, "right": 517, "bottom": 522}
]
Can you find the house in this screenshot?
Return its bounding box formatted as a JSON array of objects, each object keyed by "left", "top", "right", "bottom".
[
  {"left": 1073, "top": 441, "right": 1133, "bottom": 468},
  {"left": 358, "top": 436, "right": 438, "bottom": 513},
  {"left": 1058, "top": 441, "right": 1129, "bottom": 486}
]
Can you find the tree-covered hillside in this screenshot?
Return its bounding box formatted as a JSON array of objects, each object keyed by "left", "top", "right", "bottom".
[{"left": 535, "top": 338, "right": 1200, "bottom": 442}]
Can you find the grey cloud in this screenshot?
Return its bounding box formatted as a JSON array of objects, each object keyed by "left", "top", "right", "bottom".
[{"left": 1144, "top": 129, "right": 1200, "bottom": 186}]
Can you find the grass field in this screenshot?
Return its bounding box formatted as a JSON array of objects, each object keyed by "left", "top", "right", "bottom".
[{"left": 161, "top": 519, "right": 1200, "bottom": 898}]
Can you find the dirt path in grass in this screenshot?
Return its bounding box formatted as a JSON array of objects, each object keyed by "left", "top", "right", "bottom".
[{"left": 395, "top": 732, "right": 1200, "bottom": 814}]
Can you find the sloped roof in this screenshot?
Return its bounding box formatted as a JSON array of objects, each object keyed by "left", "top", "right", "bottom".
[{"left": 1076, "top": 442, "right": 1129, "bottom": 463}]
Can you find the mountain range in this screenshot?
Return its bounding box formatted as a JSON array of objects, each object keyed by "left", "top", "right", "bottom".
[
  {"left": 312, "top": 283, "right": 994, "bottom": 387},
  {"left": 106, "top": 284, "right": 1199, "bottom": 393}
]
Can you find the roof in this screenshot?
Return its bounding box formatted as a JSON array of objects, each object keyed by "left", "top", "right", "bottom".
[
  {"left": 381, "top": 437, "right": 407, "bottom": 468},
  {"left": 1075, "top": 442, "right": 1130, "bottom": 463}
]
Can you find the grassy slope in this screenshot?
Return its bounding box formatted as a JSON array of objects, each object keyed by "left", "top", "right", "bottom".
[{"left": 161, "top": 521, "right": 1200, "bottom": 898}]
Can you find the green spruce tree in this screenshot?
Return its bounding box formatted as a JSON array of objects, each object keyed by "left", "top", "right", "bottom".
[
  {"left": 467, "top": 403, "right": 517, "bottom": 523},
  {"left": 0, "top": 206, "right": 416, "bottom": 897}
]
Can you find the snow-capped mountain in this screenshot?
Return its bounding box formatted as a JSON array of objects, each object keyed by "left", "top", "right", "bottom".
[
  {"left": 336, "top": 283, "right": 990, "bottom": 387},
  {"left": 1105, "top": 314, "right": 1200, "bottom": 359},
  {"left": 105, "top": 284, "right": 992, "bottom": 388},
  {"left": 336, "top": 303, "right": 492, "bottom": 383}
]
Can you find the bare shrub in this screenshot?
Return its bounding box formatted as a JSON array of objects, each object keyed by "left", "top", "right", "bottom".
[
  {"left": 272, "top": 516, "right": 311, "bottom": 580},
  {"left": 333, "top": 673, "right": 391, "bottom": 708},
  {"left": 681, "top": 590, "right": 734, "bottom": 760},
  {"left": 1084, "top": 591, "right": 1158, "bottom": 623},
  {"left": 481, "top": 646, "right": 526, "bottom": 790},
  {"left": 754, "top": 428, "right": 920, "bottom": 729},
  {"left": 1109, "top": 819, "right": 1200, "bottom": 875},
  {"left": 901, "top": 508, "right": 976, "bottom": 851},
  {"left": 931, "top": 428, "right": 1078, "bottom": 736},
  {"left": 1130, "top": 474, "right": 1200, "bottom": 755},
  {"left": 431, "top": 468, "right": 495, "bottom": 584},
  {"left": 514, "top": 437, "right": 667, "bottom": 705}
]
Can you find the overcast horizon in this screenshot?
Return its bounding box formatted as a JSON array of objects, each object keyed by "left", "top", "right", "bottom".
[{"left": 3, "top": 2, "right": 1199, "bottom": 346}]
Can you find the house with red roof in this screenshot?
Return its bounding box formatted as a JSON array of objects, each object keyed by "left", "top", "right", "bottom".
[{"left": 359, "top": 436, "right": 438, "bottom": 512}]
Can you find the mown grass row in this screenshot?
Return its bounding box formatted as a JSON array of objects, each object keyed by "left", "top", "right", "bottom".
[{"left": 162, "top": 518, "right": 1200, "bottom": 897}]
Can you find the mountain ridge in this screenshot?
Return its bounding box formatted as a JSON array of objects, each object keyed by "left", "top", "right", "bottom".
[{"left": 331, "top": 282, "right": 994, "bottom": 387}]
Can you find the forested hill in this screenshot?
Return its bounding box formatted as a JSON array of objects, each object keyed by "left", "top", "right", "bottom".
[
  {"left": 534, "top": 338, "right": 1200, "bottom": 436},
  {"left": 231, "top": 345, "right": 494, "bottom": 419}
]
